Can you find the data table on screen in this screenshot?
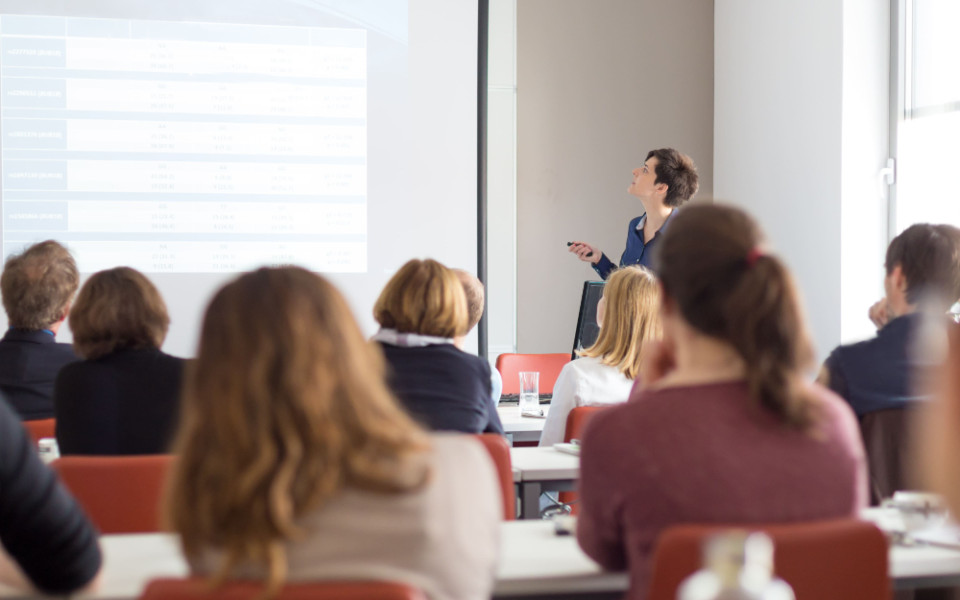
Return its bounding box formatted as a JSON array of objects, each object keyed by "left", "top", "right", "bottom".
[{"left": 1, "top": 15, "right": 368, "bottom": 273}]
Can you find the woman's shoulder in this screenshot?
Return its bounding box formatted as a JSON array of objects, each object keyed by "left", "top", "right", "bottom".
[
  {"left": 432, "top": 346, "right": 491, "bottom": 376},
  {"left": 56, "top": 355, "right": 108, "bottom": 382},
  {"left": 421, "top": 433, "right": 503, "bottom": 514},
  {"left": 428, "top": 433, "right": 496, "bottom": 468},
  {"left": 808, "top": 382, "right": 861, "bottom": 438},
  {"left": 566, "top": 355, "right": 627, "bottom": 380},
  {"left": 156, "top": 350, "right": 187, "bottom": 370},
  {"left": 566, "top": 355, "right": 600, "bottom": 372}
]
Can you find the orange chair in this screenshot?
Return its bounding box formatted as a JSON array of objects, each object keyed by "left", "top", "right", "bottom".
[
  {"left": 51, "top": 455, "right": 174, "bottom": 534},
  {"left": 563, "top": 405, "right": 606, "bottom": 443},
  {"left": 473, "top": 433, "right": 516, "bottom": 520},
  {"left": 496, "top": 353, "right": 570, "bottom": 395},
  {"left": 557, "top": 406, "right": 607, "bottom": 513},
  {"left": 646, "top": 519, "right": 889, "bottom": 600},
  {"left": 22, "top": 418, "right": 56, "bottom": 444},
  {"left": 140, "top": 578, "right": 426, "bottom": 600}
]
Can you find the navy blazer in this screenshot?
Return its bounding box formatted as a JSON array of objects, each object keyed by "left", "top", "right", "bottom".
[
  {"left": 592, "top": 210, "right": 678, "bottom": 280},
  {"left": 379, "top": 342, "right": 504, "bottom": 435},
  {"left": 0, "top": 329, "right": 79, "bottom": 420},
  {"left": 54, "top": 347, "right": 185, "bottom": 456},
  {"left": 824, "top": 313, "right": 930, "bottom": 418}
]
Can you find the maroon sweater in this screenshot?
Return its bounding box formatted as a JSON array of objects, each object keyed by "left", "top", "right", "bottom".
[{"left": 576, "top": 381, "right": 867, "bottom": 599}]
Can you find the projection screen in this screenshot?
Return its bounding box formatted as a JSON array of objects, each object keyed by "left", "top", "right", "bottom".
[{"left": 0, "top": 0, "right": 481, "bottom": 356}]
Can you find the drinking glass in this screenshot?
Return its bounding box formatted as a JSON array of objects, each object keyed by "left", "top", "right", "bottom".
[{"left": 519, "top": 371, "right": 539, "bottom": 413}]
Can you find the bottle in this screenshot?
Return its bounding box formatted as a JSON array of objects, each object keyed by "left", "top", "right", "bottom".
[
  {"left": 677, "top": 531, "right": 795, "bottom": 600},
  {"left": 37, "top": 437, "right": 60, "bottom": 464}
]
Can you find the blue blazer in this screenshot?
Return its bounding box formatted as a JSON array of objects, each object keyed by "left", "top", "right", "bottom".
[{"left": 0, "top": 329, "right": 78, "bottom": 420}]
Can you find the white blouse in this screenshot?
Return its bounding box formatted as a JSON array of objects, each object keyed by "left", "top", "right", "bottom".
[{"left": 538, "top": 356, "right": 634, "bottom": 447}]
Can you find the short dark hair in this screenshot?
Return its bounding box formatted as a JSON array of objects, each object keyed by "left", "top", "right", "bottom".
[
  {"left": 69, "top": 267, "right": 170, "bottom": 359},
  {"left": 646, "top": 148, "right": 699, "bottom": 207},
  {"left": 1, "top": 240, "right": 79, "bottom": 330},
  {"left": 885, "top": 223, "right": 960, "bottom": 308}
]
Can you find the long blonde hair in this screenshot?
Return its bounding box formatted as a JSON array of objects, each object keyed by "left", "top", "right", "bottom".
[
  {"left": 165, "top": 267, "right": 430, "bottom": 594},
  {"left": 579, "top": 266, "right": 661, "bottom": 379}
]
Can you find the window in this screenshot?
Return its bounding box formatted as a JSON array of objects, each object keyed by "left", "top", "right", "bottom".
[{"left": 892, "top": 0, "right": 960, "bottom": 233}]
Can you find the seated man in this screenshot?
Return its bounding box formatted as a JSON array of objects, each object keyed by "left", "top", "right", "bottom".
[
  {"left": 0, "top": 395, "right": 102, "bottom": 593},
  {"left": 820, "top": 223, "right": 960, "bottom": 417},
  {"left": 0, "top": 241, "right": 80, "bottom": 420},
  {"left": 453, "top": 269, "right": 502, "bottom": 403}
]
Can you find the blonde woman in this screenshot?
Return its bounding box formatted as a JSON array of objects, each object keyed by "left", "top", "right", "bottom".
[
  {"left": 373, "top": 259, "right": 503, "bottom": 434},
  {"left": 166, "top": 267, "right": 500, "bottom": 600},
  {"left": 539, "top": 266, "right": 661, "bottom": 447}
]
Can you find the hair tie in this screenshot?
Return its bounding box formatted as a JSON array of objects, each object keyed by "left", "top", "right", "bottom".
[{"left": 746, "top": 247, "right": 764, "bottom": 267}]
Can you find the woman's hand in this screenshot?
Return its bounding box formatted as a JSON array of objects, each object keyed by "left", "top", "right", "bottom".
[{"left": 568, "top": 241, "right": 601, "bottom": 265}]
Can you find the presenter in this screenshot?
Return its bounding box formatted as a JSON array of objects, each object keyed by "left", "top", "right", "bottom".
[{"left": 569, "top": 148, "right": 698, "bottom": 279}]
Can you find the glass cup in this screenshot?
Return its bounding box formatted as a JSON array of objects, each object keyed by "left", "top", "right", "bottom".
[{"left": 519, "top": 371, "right": 540, "bottom": 413}]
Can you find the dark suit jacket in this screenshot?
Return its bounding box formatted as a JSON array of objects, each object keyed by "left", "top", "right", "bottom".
[
  {"left": 0, "top": 329, "right": 79, "bottom": 420},
  {"left": 54, "top": 347, "right": 185, "bottom": 456},
  {"left": 378, "top": 342, "right": 504, "bottom": 435}
]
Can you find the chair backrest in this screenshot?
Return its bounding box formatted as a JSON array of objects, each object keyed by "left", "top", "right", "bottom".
[
  {"left": 140, "top": 578, "right": 426, "bottom": 600},
  {"left": 563, "top": 406, "right": 606, "bottom": 443},
  {"left": 51, "top": 454, "right": 174, "bottom": 534},
  {"left": 646, "top": 519, "right": 889, "bottom": 600},
  {"left": 858, "top": 407, "right": 916, "bottom": 505},
  {"left": 22, "top": 418, "right": 56, "bottom": 444},
  {"left": 558, "top": 406, "right": 607, "bottom": 514},
  {"left": 473, "top": 433, "right": 516, "bottom": 520},
  {"left": 495, "top": 353, "right": 570, "bottom": 395}
]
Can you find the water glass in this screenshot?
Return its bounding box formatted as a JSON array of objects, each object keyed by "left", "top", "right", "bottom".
[{"left": 519, "top": 371, "right": 539, "bottom": 412}]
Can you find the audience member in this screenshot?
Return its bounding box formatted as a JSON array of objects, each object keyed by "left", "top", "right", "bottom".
[
  {"left": 576, "top": 204, "right": 866, "bottom": 600},
  {"left": 453, "top": 268, "right": 503, "bottom": 404},
  {"left": 54, "top": 267, "right": 184, "bottom": 455},
  {"left": 373, "top": 259, "right": 504, "bottom": 434},
  {"left": 165, "top": 267, "right": 500, "bottom": 599},
  {"left": 819, "top": 224, "right": 960, "bottom": 417},
  {"left": 0, "top": 241, "right": 79, "bottom": 420},
  {"left": 539, "top": 265, "right": 660, "bottom": 447},
  {"left": 0, "top": 395, "right": 101, "bottom": 593}
]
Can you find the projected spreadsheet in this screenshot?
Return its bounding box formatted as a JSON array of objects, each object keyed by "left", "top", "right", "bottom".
[{"left": 0, "top": 15, "right": 367, "bottom": 272}]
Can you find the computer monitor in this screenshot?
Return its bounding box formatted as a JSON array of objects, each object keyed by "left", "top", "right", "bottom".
[{"left": 571, "top": 280, "right": 606, "bottom": 360}]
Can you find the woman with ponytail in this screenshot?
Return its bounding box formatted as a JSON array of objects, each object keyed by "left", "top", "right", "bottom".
[{"left": 576, "top": 204, "right": 867, "bottom": 600}]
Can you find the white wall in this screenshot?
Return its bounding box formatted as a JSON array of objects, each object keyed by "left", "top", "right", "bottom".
[
  {"left": 516, "top": 0, "right": 714, "bottom": 354},
  {"left": 487, "top": 0, "right": 519, "bottom": 362},
  {"left": 715, "top": 0, "right": 890, "bottom": 362}
]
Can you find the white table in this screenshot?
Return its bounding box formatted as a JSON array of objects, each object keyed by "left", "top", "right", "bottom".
[
  {"left": 498, "top": 405, "right": 549, "bottom": 444},
  {"left": 509, "top": 446, "right": 580, "bottom": 519},
  {"left": 495, "top": 520, "right": 627, "bottom": 599},
  {"left": 3, "top": 518, "right": 960, "bottom": 599},
  {"left": 0, "top": 522, "right": 621, "bottom": 600},
  {"left": 863, "top": 507, "right": 960, "bottom": 589}
]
